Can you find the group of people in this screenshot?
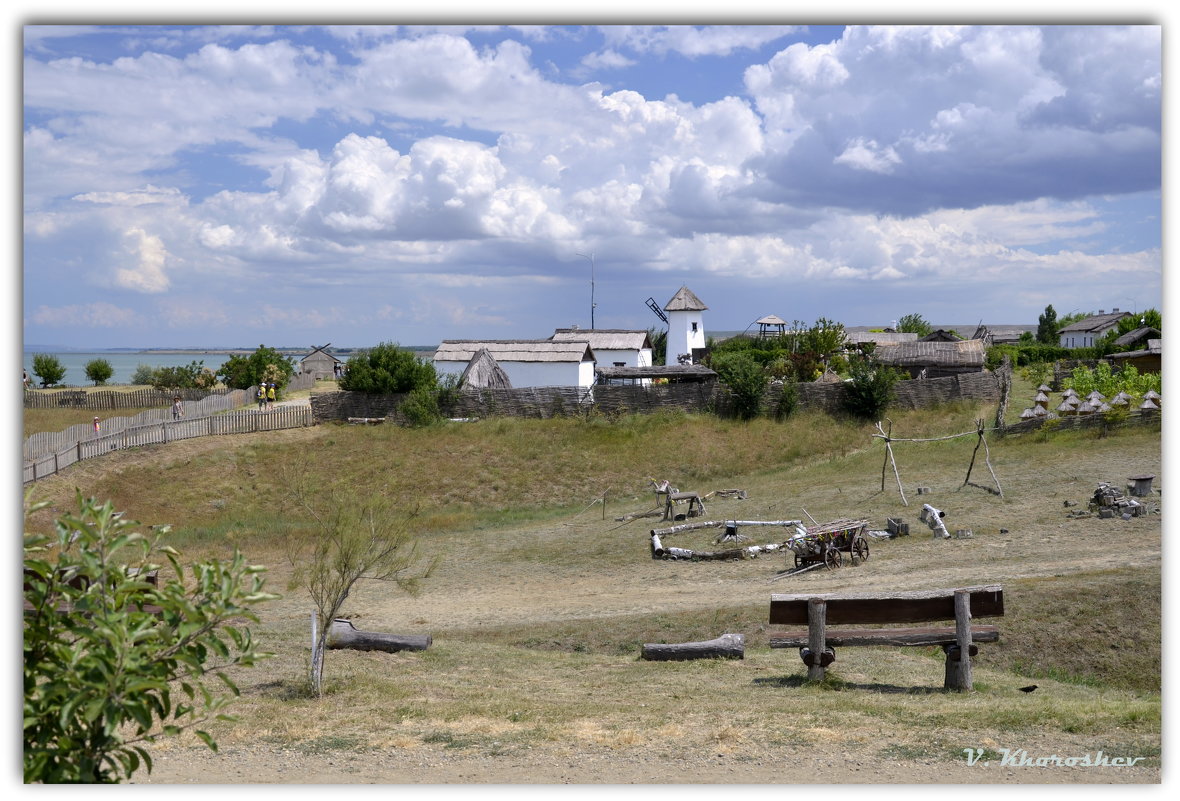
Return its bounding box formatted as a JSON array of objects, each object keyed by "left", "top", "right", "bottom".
[{"left": 256, "top": 382, "right": 278, "bottom": 411}]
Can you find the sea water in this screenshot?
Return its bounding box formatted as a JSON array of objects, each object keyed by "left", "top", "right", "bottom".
[{"left": 22, "top": 351, "right": 240, "bottom": 388}]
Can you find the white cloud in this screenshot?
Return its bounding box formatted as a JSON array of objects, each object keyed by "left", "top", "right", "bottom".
[
  {"left": 28, "top": 301, "right": 140, "bottom": 327},
  {"left": 834, "top": 137, "right": 902, "bottom": 174},
  {"left": 114, "top": 227, "right": 170, "bottom": 293}
]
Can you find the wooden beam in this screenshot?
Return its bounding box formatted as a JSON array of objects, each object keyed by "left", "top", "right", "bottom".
[
  {"left": 770, "top": 585, "right": 1004, "bottom": 626},
  {"left": 770, "top": 624, "right": 1000, "bottom": 648},
  {"left": 326, "top": 619, "right": 431, "bottom": 653}
]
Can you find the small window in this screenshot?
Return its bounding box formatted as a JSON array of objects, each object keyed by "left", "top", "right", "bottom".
[{"left": 691, "top": 322, "right": 698, "bottom": 332}]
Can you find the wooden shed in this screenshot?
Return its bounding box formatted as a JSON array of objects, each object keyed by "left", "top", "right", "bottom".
[{"left": 300, "top": 344, "right": 343, "bottom": 380}]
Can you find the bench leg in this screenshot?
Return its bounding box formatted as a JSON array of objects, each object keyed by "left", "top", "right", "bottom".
[
  {"left": 945, "top": 590, "right": 975, "bottom": 690},
  {"left": 806, "top": 598, "right": 827, "bottom": 681}
]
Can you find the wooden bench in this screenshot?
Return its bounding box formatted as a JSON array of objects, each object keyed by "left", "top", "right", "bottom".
[{"left": 768, "top": 584, "right": 1004, "bottom": 690}]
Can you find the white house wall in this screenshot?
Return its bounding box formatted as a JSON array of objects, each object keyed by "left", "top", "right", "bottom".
[
  {"left": 435, "top": 359, "right": 594, "bottom": 388},
  {"left": 667, "top": 310, "right": 705, "bottom": 363}
]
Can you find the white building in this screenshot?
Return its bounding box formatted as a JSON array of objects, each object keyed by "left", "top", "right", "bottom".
[
  {"left": 1057, "top": 310, "right": 1132, "bottom": 349},
  {"left": 551, "top": 329, "right": 653, "bottom": 368},
  {"left": 664, "top": 286, "right": 708, "bottom": 364},
  {"left": 433, "top": 340, "right": 597, "bottom": 389}
]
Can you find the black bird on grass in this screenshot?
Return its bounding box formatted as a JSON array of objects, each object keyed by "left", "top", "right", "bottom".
[{"left": 1018, "top": 685, "right": 1038, "bottom": 693}]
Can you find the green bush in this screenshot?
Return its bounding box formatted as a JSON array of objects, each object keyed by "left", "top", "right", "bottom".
[
  {"left": 217, "top": 345, "right": 296, "bottom": 391},
  {"left": 774, "top": 381, "right": 799, "bottom": 421},
  {"left": 841, "top": 357, "right": 900, "bottom": 419},
  {"left": 23, "top": 494, "right": 274, "bottom": 783},
  {"left": 130, "top": 363, "right": 155, "bottom": 385},
  {"left": 399, "top": 386, "right": 443, "bottom": 427},
  {"left": 339, "top": 342, "right": 436, "bottom": 394},
  {"left": 710, "top": 351, "right": 767, "bottom": 420}
]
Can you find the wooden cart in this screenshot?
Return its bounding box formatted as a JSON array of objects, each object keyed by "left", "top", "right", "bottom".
[{"left": 786, "top": 518, "right": 871, "bottom": 569}]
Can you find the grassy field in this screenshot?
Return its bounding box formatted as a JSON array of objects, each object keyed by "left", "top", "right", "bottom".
[{"left": 22, "top": 385, "right": 1162, "bottom": 781}]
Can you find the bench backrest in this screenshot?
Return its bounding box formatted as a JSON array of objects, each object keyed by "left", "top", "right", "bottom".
[{"left": 769, "top": 584, "right": 1003, "bottom": 626}]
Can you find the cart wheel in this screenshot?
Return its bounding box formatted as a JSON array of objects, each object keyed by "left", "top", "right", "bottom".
[
  {"left": 823, "top": 547, "right": 842, "bottom": 569},
  {"left": 852, "top": 536, "right": 870, "bottom": 565},
  {"left": 794, "top": 553, "right": 805, "bottom": 569}
]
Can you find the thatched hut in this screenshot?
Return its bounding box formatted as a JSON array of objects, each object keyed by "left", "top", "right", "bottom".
[
  {"left": 870, "top": 339, "right": 986, "bottom": 378},
  {"left": 459, "top": 348, "right": 512, "bottom": 390}
]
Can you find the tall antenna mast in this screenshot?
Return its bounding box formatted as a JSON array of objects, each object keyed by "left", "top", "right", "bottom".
[{"left": 576, "top": 252, "right": 596, "bottom": 329}]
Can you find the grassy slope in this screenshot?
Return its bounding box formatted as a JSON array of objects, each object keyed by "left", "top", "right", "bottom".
[{"left": 23, "top": 392, "right": 1161, "bottom": 767}]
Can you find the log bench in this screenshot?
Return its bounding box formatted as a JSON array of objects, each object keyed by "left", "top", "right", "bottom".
[
  {"left": 768, "top": 584, "right": 1004, "bottom": 690},
  {"left": 663, "top": 491, "right": 705, "bottom": 521}
]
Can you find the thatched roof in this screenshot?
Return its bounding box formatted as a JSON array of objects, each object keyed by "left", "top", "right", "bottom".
[
  {"left": 1059, "top": 311, "right": 1132, "bottom": 334},
  {"left": 551, "top": 329, "right": 653, "bottom": 351},
  {"left": 1113, "top": 326, "right": 1161, "bottom": 348},
  {"left": 459, "top": 348, "right": 512, "bottom": 389},
  {"left": 435, "top": 340, "right": 595, "bottom": 364},
  {"left": 844, "top": 331, "right": 919, "bottom": 346},
  {"left": 871, "top": 339, "right": 986, "bottom": 369},
  {"left": 756, "top": 314, "right": 788, "bottom": 325},
  {"left": 663, "top": 286, "right": 708, "bottom": 312}
]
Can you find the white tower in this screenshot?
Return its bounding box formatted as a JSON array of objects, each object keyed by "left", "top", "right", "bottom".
[{"left": 663, "top": 286, "right": 708, "bottom": 364}]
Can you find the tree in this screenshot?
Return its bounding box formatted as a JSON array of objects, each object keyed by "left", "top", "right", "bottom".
[
  {"left": 32, "top": 353, "right": 67, "bottom": 387},
  {"left": 1036, "top": 304, "right": 1059, "bottom": 344},
  {"left": 710, "top": 351, "right": 767, "bottom": 420},
  {"left": 131, "top": 364, "right": 156, "bottom": 385},
  {"left": 84, "top": 358, "right": 114, "bottom": 386},
  {"left": 149, "top": 360, "right": 208, "bottom": 392},
  {"left": 281, "top": 473, "right": 435, "bottom": 696},
  {"left": 647, "top": 327, "right": 667, "bottom": 366},
  {"left": 841, "top": 357, "right": 901, "bottom": 419},
  {"left": 338, "top": 342, "right": 436, "bottom": 394},
  {"left": 217, "top": 345, "right": 296, "bottom": 391},
  {"left": 23, "top": 494, "right": 274, "bottom": 783},
  {"left": 802, "top": 317, "right": 847, "bottom": 358},
  {"left": 897, "top": 313, "right": 933, "bottom": 337}
]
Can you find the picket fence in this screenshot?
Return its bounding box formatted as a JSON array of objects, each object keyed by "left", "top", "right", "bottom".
[
  {"left": 22, "top": 373, "right": 317, "bottom": 483},
  {"left": 23, "top": 405, "right": 314, "bottom": 484}
]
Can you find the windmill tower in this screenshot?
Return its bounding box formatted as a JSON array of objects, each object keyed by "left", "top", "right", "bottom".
[{"left": 664, "top": 286, "right": 708, "bottom": 364}]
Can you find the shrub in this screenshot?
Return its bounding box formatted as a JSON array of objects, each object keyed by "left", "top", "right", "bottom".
[
  {"left": 217, "top": 345, "right": 296, "bottom": 391},
  {"left": 339, "top": 342, "right": 436, "bottom": 394},
  {"left": 23, "top": 494, "right": 274, "bottom": 783},
  {"left": 399, "top": 386, "right": 443, "bottom": 427},
  {"left": 32, "top": 353, "right": 66, "bottom": 387},
  {"left": 130, "top": 363, "right": 155, "bottom": 385},
  {"left": 84, "top": 358, "right": 114, "bottom": 386},
  {"left": 774, "top": 381, "right": 799, "bottom": 421},
  {"left": 841, "top": 357, "right": 900, "bottom": 419},
  {"left": 710, "top": 351, "right": 767, "bottom": 420}
]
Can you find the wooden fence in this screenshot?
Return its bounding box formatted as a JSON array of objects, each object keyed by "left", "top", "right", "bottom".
[
  {"left": 23, "top": 405, "right": 314, "bottom": 484},
  {"left": 23, "top": 386, "right": 233, "bottom": 410}
]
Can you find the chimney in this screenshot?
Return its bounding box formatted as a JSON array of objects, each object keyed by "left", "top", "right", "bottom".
[
  {"left": 1112, "top": 307, "right": 1120, "bottom": 313},
  {"left": 1098, "top": 310, "right": 1105, "bottom": 315}
]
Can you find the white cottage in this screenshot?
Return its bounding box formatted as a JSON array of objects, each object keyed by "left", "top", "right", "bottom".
[
  {"left": 1058, "top": 310, "right": 1132, "bottom": 349},
  {"left": 433, "top": 340, "right": 597, "bottom": 388},
  {"left": 551, "top": 329, "right": 653, "bottom": 368},
  {"left": 664, "top": 286, "right": 707, "bottom": 364}
]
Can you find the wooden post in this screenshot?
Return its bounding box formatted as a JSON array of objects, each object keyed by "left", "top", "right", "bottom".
[
  {"left": 807, "top": 598, "right": 827, "bottom": 681},
  {"left": 946, "top": 589, "right": 974, "bottom": 691}
]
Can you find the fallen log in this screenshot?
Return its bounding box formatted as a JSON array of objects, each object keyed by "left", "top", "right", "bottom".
[
  {"left": 641, "top": 633, "right": 744, "bottom": 661},
  {"left": 326, "top": 619, "right": 431, "bottom": 653}
]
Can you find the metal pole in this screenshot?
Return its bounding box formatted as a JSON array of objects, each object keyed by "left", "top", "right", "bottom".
[{"left": 576, "top": 252, "right": 596, "bottom": 329}]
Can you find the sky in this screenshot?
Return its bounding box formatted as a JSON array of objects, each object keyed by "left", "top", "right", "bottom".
[{"left": 19, "top": 16, "right": 1165, "bottom": 350}]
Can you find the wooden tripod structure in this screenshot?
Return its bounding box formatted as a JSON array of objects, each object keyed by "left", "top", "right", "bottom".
[{"left": 872, "top": 418, "right": 1004, "bottom": 506}]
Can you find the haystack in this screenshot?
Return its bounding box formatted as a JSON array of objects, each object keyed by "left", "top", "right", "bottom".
[{"left": 459, "top": 347, "right": 512, "bottom": 389}]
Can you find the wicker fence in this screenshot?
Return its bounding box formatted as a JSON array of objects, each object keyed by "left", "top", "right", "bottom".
[
  {"left": 310, "top": 370, "right": 1007, "bottom": 424},
  {"left": 23, "top": 405, "right": 314, "bottom": 484}
]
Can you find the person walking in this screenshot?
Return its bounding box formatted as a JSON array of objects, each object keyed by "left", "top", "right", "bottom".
[
  {"left": 172, "top": 396, "right": 184, "bottom": 419},
  {"left": 92, "top": 416, "right": 101, "bottom": 436},
  {"left": 266, "top": 383, "right": 276, "bottom": 410},
  {"left": 257, "top": 384, "right": 266, "bottom": 411}
]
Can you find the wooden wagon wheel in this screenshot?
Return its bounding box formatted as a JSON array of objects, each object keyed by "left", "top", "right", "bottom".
[
  {"left": 823, "top": 545, "right": 842, "bottom": 570},
  {"left": 794, "top": 552, "right": 806, "bottom": 569},
  {"left": 851, "top": 534, "right": 870, "bottom": 565}
]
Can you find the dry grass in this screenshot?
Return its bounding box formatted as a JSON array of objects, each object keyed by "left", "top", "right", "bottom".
[{"left": 22, "top": 395, "right": 1162, "bottom": 773}]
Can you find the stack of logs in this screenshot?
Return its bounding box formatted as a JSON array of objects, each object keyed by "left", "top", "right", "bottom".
[{"left": 1088, "top": 482, "right": 1147, "bottom": 519}]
